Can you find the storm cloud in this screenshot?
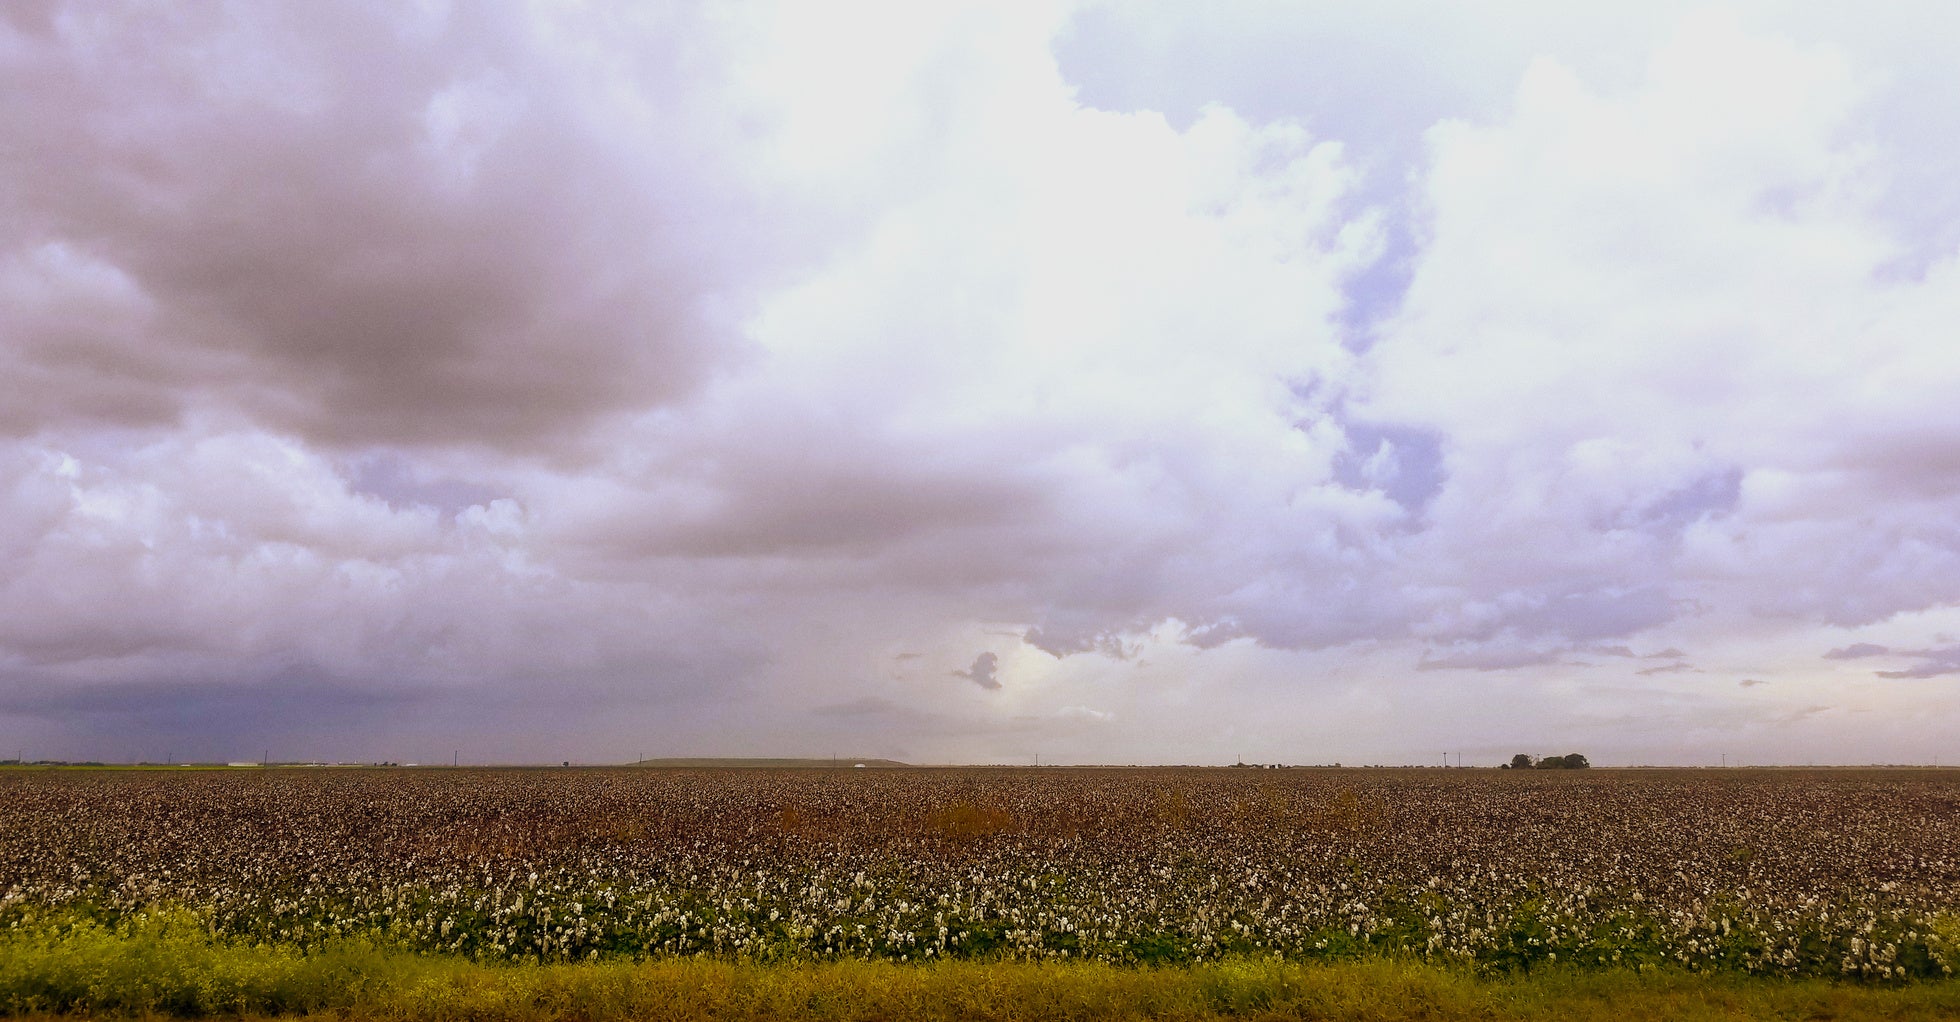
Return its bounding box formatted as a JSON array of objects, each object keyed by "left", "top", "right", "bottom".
[
  {"left": 1, "top": 5, "right": 779, "bottom": 449},
  {"left": 955, "top": 653, "right": 1003, "bottom": 692}
]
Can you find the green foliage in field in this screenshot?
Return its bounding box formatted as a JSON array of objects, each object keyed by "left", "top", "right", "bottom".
[
  {"left": 0, "top": 909, "right": 393, "bottom": 1015},
  {"left": 2, "top": 915, "right": 1959, "bottom": 1021}
]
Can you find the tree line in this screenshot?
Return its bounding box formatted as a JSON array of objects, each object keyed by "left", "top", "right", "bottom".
[{"left": 1503, "top": 753, "right": 1589, "bottom": 769}]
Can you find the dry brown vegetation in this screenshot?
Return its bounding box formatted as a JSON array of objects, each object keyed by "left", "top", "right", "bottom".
[{"left": 1, "top": 767, "right": 1956, "bottom": 977}]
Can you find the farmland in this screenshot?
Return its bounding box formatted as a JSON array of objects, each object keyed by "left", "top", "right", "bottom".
[{"left": 2, "top": 766, "right": 1957, "bottom": 985}]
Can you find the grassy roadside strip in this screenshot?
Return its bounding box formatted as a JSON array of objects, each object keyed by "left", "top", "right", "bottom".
[{"left": 4, "top": 917, "right": 1959, "bottom": 1021}]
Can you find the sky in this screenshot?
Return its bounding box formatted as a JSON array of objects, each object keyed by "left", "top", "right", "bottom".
[{"left": 4, "top": 1, "right": 1960, "bottom": 767}]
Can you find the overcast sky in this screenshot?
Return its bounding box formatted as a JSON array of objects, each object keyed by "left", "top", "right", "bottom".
[{"left": 5, "top": 1, "right": 1960, "bottom": 766}]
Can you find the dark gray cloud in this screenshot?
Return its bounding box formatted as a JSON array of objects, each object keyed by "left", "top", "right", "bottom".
[
  {"left": 1588, "top": 646, "right": 1688, "bottom": 660},
  {"left": 954, "top": 652, "right": 1002, "bottom": 691},
  {"left": 576, "top": 426, "right": 1050, "bottom": 561},
  {"left": 0, "top": 5, "right": 778, "bottom": 450},
  {"left": 1824, "top": 643, "right": 1890, "bottom": 660},
  {"left": 0, "top": 669, "right": 418, "bottom": 762},
  {"left": 1816, "top": 643, "right": 1960, "bottom": 679},
  {"left": 0, "top": 624, "right": 765, "bottom": 763},
  {"left": 1417, "top": 644, "right": 1562, "bottom": 672},
  {"left": 1874, "top": 647, "right": 1960, "bottom": 679},
  {"left": 1023, "top": 624, "right": 1160, "bottom": 660}
]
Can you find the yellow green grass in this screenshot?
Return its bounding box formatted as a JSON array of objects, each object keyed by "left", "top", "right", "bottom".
[{"left": 4, "top": 916, "right": 1959, "bottom": 1021}]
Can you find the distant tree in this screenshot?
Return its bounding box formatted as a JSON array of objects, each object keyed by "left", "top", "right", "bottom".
[
  {"left": 1534, "top": 753, "right": 1591, "bottom": 769},
  {"left": 1562, "top": 753, "right": 1590, "bottom": 769},
  {"left": 1510, "top": 754, "right": 1536, "bottom": 770}
]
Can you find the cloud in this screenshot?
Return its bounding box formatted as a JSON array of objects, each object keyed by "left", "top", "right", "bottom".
[
  {"left": 1582, "top": 644, "right": 1687, "bottom": 661},
  {"left": 1874, "top": 647, "right": 1960, "bottom": 679},
  {"left": 0, "top": 670, "right": 417, "bottom": 745},
  {"left": 814, "top": 696, "right": 902, "bottom": 718},
  {"left": 6, "top": 4, "right": 1960, "bottom": 766},
  {"left": 1417, "top": 642, "right": 1563, "bottom": 672},
  {"left": 1738, "top": 679, "right": 1766, "bottom": 687},
  {"left": 1330, "top": 421, "right": 1445, "bottom": 518},
  {"left": 1635, "top": 663, "right": 1699, "bottom": 676},
  {"left": 1813, "top": 641, "right": 1960, "bottom": 678},
  {"left": 1353, "top": 11, "right": 1960, "bottom": 648},
  {"left": 347, "top": 452, "right": 505, "bottom": 519},
  {"left": 954, "top": 652, "right": 1002, "bottom": 691},
  {"left": 0, "top": 5, "right": 791, "bottom": 450}
]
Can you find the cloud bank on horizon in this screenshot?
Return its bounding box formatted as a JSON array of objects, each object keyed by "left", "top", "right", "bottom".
[{"left": 4, "top": 1, "right": 1959, "bottom": 766}]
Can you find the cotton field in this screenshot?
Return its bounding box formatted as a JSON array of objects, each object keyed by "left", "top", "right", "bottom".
[{"left": 2, "top": 767, "right": 1955, "bottom": 978}]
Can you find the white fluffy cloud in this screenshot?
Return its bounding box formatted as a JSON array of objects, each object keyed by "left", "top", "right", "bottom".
[{"left": 1364, "top": 13, "right": 1960, "bottom": 653}]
